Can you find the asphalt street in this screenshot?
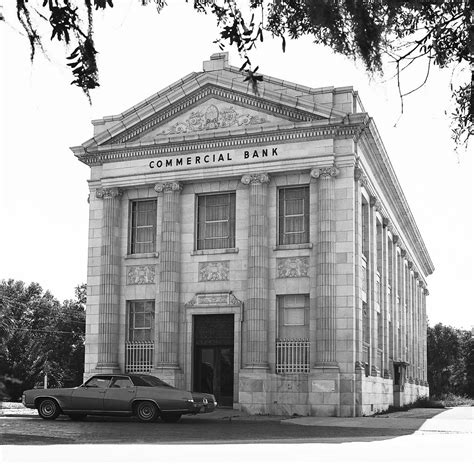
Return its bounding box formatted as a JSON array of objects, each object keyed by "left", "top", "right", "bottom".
[{"left": 1, "top": 406, "right": 472, "bottom": 463}]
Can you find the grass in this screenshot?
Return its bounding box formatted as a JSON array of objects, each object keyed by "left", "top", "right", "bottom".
[{"left": 376, "top": 393, "right": 474, "bottom": 415}]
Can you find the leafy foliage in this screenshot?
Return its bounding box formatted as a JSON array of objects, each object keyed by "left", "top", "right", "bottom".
[
  {"left": 4, "top": 1, "right": 471, "bottom": 146},
  {"left": 0, "top": 279, "right": 86, "bottom": 400},
  {"left": 427, "top": 323, "right": 474, "bottom": 398}
]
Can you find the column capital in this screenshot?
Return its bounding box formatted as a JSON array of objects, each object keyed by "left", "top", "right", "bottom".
[
  {"left": 408, "top": 260, "right": 414, "bottom": 270},
  {"left": 401, "top": 249, "right": 407, "bottom": 258},
  {"left": 95, "top": 187, "right": 122, "bottom": 199},
  {"left": 392, "top": 234, "right": 399, "bottom": 244},
  {"left": 382, "top": 217, "right": 390, "bottom": 228},
  {"left": 310, "top": 165, "right": 339, "bottom": 179},
  {"left": 423, "top": 288, "right": 430, "bottom": 296},
  {"left": 354, "top": 166, "right": 367, "bottom": 185},
  {"left": 154, "top": 181, "right": 183, "bottom": 194},
  {"left": 240, "top": 173, "right": 270, "bottom": 185}
]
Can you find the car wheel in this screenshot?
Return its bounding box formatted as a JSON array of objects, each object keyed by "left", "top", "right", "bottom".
[
  {"left": 69, "top": 414, "right": 87, "bottom": 421},
  {"left": 161, "top": 413, "right": 182, "bottom": 423},
  {"left": 136, "top": 401, "right": 158, "bottom": 422},
  {"left": 38, "top": 399, "right": 60, "bottom": 420}
]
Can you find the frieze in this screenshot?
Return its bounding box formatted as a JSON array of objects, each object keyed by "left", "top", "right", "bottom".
[
  {"left": 95, "top": 187, "right": 122, "bottom": 199},
  {"left": 162, "top": 104, "right": 267, "bottom": 135},
  {"left": 126, "top": 265, "right": 156, "bottom": 285},
  {"left": 198, "top": 261, "right": 230, "bottom": 281},
  {"left": 154, "top": 182, "right": 183, "bottom": 194},
  {"left": 310, "top": 165, "right": 339, "bottom": 179},
  {"left": 241, "top": 173, "right": 270, "bottom": 185},
  {"left": 277, "top": 257, "right": 309, "bottom": 278}
]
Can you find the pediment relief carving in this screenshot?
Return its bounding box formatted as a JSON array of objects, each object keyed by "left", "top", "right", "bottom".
[{"left": 160, "top": 102, "right": 268, "bottom": 136}]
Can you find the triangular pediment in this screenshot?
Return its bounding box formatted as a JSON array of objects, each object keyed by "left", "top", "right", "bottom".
[
  {"left": 138, "top": 97, "right": 302, "bottom": 143},
  {"left": 85, "top": 80, "right": 341, "bottom": 149}
]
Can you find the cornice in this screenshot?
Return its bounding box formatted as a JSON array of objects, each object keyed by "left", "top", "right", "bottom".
[
  {"left": 76, "top": 122, "right": 361, "bottom": 166},
  {"left": 358, "top": 122, "right": 434, "bottom": 277}
]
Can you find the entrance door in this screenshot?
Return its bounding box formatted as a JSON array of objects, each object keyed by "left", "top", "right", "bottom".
[{"left": 193, "top": 315, "right": 234, "bottom": 408}]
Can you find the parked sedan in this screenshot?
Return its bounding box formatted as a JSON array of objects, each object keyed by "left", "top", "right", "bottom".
[{"left": 22, "top": 374, "right": 217, "bottom": 423}]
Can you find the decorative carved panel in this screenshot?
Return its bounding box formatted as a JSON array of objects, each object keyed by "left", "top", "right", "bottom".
[
  {"left": 126, "top": 265, "right": 156, "bottom": 285},
  {"left": 198, "top": 261, "right": 230, "bottom": 281},
  {"left": 186, "top": 292, "right": 242, "bottom": 306},
  {"left": 277, "top": 257, "right": 309, "bottom": 278},
  {"left": 162, "top": 104, "right": 267, "bottom": 135}
]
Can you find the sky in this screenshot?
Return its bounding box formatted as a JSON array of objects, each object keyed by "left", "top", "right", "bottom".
[{"left": 0, "top": 1, "right": 472, "bottom": 331}]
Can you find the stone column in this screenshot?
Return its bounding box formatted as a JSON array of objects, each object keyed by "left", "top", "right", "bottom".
[
  {"left": 95, "top": 187, "right": 122, "bottom": 372},
  {"left": 154, "top": 181, "right": 183, "bottom": 368},
  {"left": 423, "top": 288, "right": 429, "bottom": 384},
  {"left": 382, "top": 218, "right": 390, "bottom": 378},
  {"left": 369, "top": 196, "right": 378, "bottom": 376},
  {"left": 353, "top": 167, "right": 365, "bottom": 375},
  {"left": 407, "top": 262, "right": 413, "bottom": 381},
  {"left": 241, "top": 173, "right": 270, "bottom": 368},
  {"left": 392, "top": 235, "right": 399, "bottom": 361},
  {"left": 311, "top": 165, "right": 339, "bottom": 367}
]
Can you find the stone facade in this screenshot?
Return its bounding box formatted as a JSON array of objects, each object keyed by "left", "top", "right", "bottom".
[{"left": 73, "top": 53, "right": 433, "bottom": 416}]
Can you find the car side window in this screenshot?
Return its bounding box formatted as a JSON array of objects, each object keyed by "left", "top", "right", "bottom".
[
  {"left": 85, "top": 376, "right": 111, "bottom": 388},
  {"left": 110, "top": 377, "right": 134, "bottom": 389}
]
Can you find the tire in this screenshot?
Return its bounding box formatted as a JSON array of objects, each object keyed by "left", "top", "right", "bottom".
[
  {"left": 136, "top": 401, "right": 158, "bottom": 423},
  {"left": 69, "top": 414, "right": 87, "bottom": 421},
  {"left": 161, "top": 413, "right": 182, "bottom": 423},
  {"left": 37, "top": 399, "right": 60, "bottom": 420}
]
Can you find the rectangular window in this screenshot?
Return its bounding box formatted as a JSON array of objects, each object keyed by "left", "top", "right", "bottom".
[
  {"left": 196, "top": 192, "right": 236, "bottom": 250},
  {"left": 127, "top": 300, "right": 155, "bottom": 341},
  {"left": 129, "top": 200, "right": 157, "bottom": 254},
  {"left": 279, "top": 294, "right": 308, "bottom": 326},
  {"left": 278, "top": 186, "right": 309, "bottom": 245}
]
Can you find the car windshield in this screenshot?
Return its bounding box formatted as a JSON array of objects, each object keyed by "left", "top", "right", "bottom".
[{"left": 130, "top": 375, "right": 173, "bottom": 388}]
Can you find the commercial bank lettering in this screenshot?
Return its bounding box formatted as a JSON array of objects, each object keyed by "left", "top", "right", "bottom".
[{"left": 149, "top": 147, "right": 278, "bottom": 169}]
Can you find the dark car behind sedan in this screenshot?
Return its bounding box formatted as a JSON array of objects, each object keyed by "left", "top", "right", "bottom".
[{"left": 22, "top": 374, "right": 217, "bottom": 423}]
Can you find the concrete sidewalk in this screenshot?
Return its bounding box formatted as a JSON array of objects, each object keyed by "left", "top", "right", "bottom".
[{"left": 285, "top": 406, "right": 473, "bottom": 434}]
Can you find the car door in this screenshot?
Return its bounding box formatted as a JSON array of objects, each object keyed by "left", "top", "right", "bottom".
[
  {"left": 70, "top": 376, "right": 111, "bottom": 412},
  {"left": 103, "top": 377, "right": 137, "bottom": 412}
]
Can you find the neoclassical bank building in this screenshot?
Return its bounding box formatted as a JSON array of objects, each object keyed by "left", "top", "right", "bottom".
[{"left": 72, "top": 53, "right": 433, "bottom": 416}]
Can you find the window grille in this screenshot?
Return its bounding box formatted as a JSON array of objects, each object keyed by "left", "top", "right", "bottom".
[
  {"left": 278, "top": 186, "right": 309, "bottom": 245},
  {"left": 196, "top": 193, "right": 236, "bottom": 250},
  {"left": 130, "top": 200, "right": 157, "bottom": 254},
  {"left": 276, "top": 339, "right": 310, "bottom": 374},
  {"left": 125, "top": 341, "right": 154, "bottom": 373}
]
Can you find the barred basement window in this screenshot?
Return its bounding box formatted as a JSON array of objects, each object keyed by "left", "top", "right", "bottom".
[
  {"left": 278, "top": 186, "right": 309, "bottom": 245},
  {"left": 126, "top": 300, "right": 155, "bottom": 373},
  {"left": 196, "top": 192, "right": 236, "bottom": 250},
  {"left": 276, "top": 295, "right": 310, "bottom": 373},
  {"left": 129, "top": 199, "right": 157, "bottom": 254}
]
